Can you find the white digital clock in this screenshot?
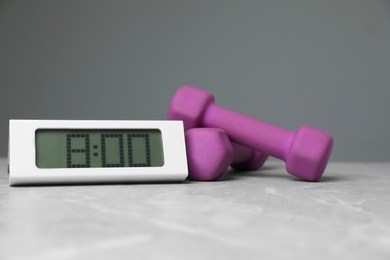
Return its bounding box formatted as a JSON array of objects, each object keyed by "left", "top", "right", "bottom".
[{"left": 8, "top": 120, "right": 188, "bottom": 186}]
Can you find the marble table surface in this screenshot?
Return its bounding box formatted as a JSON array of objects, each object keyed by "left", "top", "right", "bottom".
[{"left": 0, "top": 157, "right": 389, "bottom": 260}]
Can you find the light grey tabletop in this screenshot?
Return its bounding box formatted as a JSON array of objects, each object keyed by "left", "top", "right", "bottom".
[{"left": 0, "top": 158, "right": 389, "bottom": 260}]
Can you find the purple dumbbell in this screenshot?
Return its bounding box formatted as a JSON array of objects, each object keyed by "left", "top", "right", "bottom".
[
  {"left": 185, "top": 128, "right": 269, "bottom": 181},
  {"left": 168, "top": 86, "right": 333, "bottom": 181}
]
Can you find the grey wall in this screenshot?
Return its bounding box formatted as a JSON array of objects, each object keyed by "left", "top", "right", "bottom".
[{"left": 1, "top": 0, "right": 389, "bottom": 162}]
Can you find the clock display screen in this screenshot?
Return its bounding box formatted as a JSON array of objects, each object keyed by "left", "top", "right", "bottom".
[{"left": 35, "top": 129, "right": 164, "bottom": 168}]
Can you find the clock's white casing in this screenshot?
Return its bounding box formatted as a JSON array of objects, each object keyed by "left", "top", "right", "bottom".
[{"left": 8, "top": 120, "right": 188, "bottom": 185}]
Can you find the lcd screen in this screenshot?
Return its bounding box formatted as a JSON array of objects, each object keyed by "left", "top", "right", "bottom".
[{"left": 35, "top": 129, "right": 164, "bottom": 168}]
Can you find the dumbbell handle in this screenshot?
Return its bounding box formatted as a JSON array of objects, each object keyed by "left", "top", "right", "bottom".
[{"left": 203, "top": 103, "right": 291, "bottom": 160}]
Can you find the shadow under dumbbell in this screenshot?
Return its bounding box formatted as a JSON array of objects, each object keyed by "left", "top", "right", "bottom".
[
  {"left": 218, "top": 165, "right": 286, "bottom": 182},
  {"left": 222, "top": 165, "right": 347, "bottom": 183},
  {"left": 291, "top": 175, "right": 349, "bottom": 183},
  {"left": 230, "top": 165, "right": 281, "bottom": 173}
]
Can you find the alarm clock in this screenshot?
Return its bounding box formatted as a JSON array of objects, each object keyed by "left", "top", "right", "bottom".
[{"left": 8, "top": 120, "right": 188, "bottom": 185}]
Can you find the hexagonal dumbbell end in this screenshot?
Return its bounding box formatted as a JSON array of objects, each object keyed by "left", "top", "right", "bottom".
[
  {"left": 167, "top": 86, "right": 214, "bottom": 131},
  {"left": 185, "top": 128, "right": 234, "bottom": 181},
  {"left": 286, "top": 125, "right": 333, "bottom": 181}
]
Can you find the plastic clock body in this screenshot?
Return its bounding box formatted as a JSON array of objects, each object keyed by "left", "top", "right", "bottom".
[{"left": 8, "top": 120, "right": 188, "bottom": 186}]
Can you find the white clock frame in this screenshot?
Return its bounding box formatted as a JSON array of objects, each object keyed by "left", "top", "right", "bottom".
[{"left": 8, "top": 120, "right": 188, "bottom": 186}]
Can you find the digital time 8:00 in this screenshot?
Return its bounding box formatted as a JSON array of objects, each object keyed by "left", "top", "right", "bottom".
[{"left": 35, "top": 129, "right": 164, "bottom": 169}]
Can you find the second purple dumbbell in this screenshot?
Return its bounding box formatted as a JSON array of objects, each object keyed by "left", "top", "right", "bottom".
[
  {"left": 168, "top": 86, "right": 333, "bottom": 181},
  {"left": 185, "top": 128, "right": 268, "bottom": 181}
]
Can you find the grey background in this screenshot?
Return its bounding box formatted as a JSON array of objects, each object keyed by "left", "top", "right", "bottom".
[{"left": 0, "top": 0, "right": 389, "bottom": 161}]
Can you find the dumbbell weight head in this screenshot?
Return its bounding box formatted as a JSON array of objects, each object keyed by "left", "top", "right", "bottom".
[
  {"left": 167, "top": 86, "right": 214, "bottom": 131},
  {"left": 286, "top": 125, "right": 333, "bottom": 181},
  {"left": 185, "top": 128, "right": 233, "bottom": 181}
]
